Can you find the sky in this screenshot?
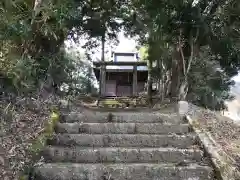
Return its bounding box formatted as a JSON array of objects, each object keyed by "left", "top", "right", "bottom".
[
  {"left": 233, "top": 73, "right": 240, "bottom": 83},
  {"left": 93, "top": 31, "right": 138, "bottom": 60},
  {"left": 65, "top": 30, "right": 138, "bottom": 61},
  {"left": 114, "top": 31, "right": 137, "bottom": 52}
]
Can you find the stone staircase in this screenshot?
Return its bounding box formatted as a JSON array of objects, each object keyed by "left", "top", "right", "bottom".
[{"left": 32, "top": 111, "right": 214, "bottom": 180}]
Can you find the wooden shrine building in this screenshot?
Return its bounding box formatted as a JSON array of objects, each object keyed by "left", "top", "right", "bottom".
[{"left": 93, "top": 51, "right": 148, "bottom": 97}]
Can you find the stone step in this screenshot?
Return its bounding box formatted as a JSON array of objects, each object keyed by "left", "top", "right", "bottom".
[
  {"left": 33, "top": 163, "right": 213, "bottom": 180},
  {"left": 55, "top": 123, "right": 190, "bottom": 134},
  {"left": 47, "top": 134, "right": 196, "bottom": 148},
  {"left": 42, "top": 146, "right": 203, "bottom": 164},
  {"left": 61, "top": 112, "right": 185, "bottom": 124}
]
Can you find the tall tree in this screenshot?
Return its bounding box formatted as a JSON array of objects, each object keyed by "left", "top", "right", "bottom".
[
  {"left": 81, "top": 0, "right": 128, "bottom": 60},
  {"left": 124, "top": 0, "right": 240, "bottom": 109},
  {"left": 0, "top": 0, "right": 87, "bottom": 96}
]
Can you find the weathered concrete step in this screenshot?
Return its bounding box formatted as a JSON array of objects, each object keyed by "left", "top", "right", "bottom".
[
  {"left": 55, "top": 123, "right": 190, "bottom": 134},
  {"left": 42, "top": 146, "right": 203, "bottom": 163},
  {"left": 33, "top": 163, "right": 213, "bottom": 180},
  {"left": 47, "top": 134, "right": 196, "bottom": 148},
  {"left": 61, "top": 112, "right": 185, "bottom": 124}
]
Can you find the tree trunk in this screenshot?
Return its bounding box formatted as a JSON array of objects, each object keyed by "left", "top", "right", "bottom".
[
  {"left": 160, "top": 79, "right": 164, "bottom": 102},
  {"left": 157, "top": 60, "right": 161, "bottom": 93},
  {"left": 32, "top": 0, "right": 43, "bottom": 24},
  {"left": 159, "top": 61, "right": 166, "bottom": 102},
  {"left": 164, "top": 70, "right": 171, "bottom": 97},
  {"left": 147, "top": 60, "right": 153, "bottom": 106},
  {"left": 101, "top": 34, "right": 105, "bottom": 62},
  {"left": 178, "top": 77, "right": 188, "bottom": 101},
  {"left": 177, "top": 29, "right": 199, "bottom": 101},
  {"left": 99, "top": 33, "right": 105, "bottom": 97},
  {"left": 170, "top": 52, "right": 180, "bottom": 100},
  {"left": 86, "top": 67, "right": 92, "bottom": 94}
]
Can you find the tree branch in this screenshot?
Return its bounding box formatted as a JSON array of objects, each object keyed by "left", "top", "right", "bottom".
[
  {"left": 194, "top": 28, "right": 200, "bottom": 43},
  {"left": 186, "top": 34, "right": 194, "bottom": 75},
  {"left": 186, "top": 27, "right": 199, "bottom": 75},
  {"left": 178, "top": 29, "right": 186, "bottom": 76},
  {"left": 203, "top": 0, "right": 228, "bottom": 18},
  {"left": 31, "top": 0, "right": 43, "bottom": 25}
]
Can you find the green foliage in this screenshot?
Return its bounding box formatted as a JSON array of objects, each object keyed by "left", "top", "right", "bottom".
[
  {"left": 187, "top": 47, "right": 234, "bottom": 110},
  {"left": 21, "top": 110, "right": 60, "bottom": 180},
  {"left": 29, "top": 111, "right": 59, "bottom": 155},
  {"left": 124, "top": 0, "right": 240, "bottom": 110},
  {"left": 139, "top": 46, "right": 149, "bottom": 61},
  {"left": 0, "top": 0, "right": 89, "bottom": 95},
  {"left": 0, "top": 0, "right": 128, "bottom": 96},
  {"left": 1, "top": 0, "right": 240, "bottom": 110},
  {"left": 62, "top": 49, "right": 97, "bottom": 95}
]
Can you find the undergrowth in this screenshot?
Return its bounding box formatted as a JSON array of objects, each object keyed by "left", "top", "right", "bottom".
[{"left": 19, "top": 107, "right": 60, "bottom": 180}]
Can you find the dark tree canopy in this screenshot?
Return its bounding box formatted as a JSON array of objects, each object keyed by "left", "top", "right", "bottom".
[{"left": 1, "top": 0, "right": 240, "bottom": 110}]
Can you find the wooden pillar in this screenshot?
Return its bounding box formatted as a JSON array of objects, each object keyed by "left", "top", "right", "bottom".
[
  {"left": 133, "top": 65, "right": 137, "bottom": 96},
  {"left": 100, "top": 65, "right": 106, "bottom": 97}
]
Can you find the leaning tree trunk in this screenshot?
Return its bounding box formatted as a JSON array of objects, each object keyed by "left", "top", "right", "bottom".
[{"left": 177, "top": 29, "right": 199, "bottom": 101}]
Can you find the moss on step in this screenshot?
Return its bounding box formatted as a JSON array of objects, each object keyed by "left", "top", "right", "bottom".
[
  {"left": 99, "top": 98, "right": 139, "bottom": 108},
  {"left": 19, "top": 107, "right": 60, "bottom": 180},
  {"left": 101, "top": 99, "right": 123, "bottom": 108},
  {"left": 19, "top": 175, "right": 28, "bottom": 180}
]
